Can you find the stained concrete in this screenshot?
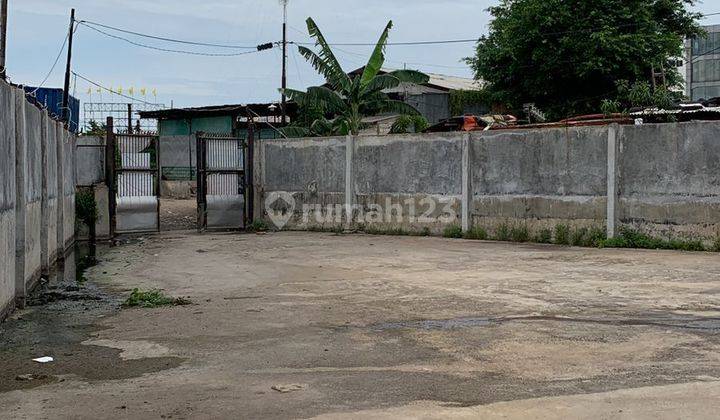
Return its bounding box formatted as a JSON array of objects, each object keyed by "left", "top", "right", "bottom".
[
  {"left": 2, "top": 232, "right": 720, "bottom": 419},
  {"left": 0, "top": 83, "right": 16, "bottom": 317}
]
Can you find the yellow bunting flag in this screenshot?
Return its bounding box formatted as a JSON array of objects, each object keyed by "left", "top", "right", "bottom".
[
  {"left": 128, "top": 87, "right": 134, "bottom": 96},
  {"left": 140, "top": 87, "right": 147, "bottom": 96},
  {"left": 152, "top": 88, "right": 157, "bottom": 97},
  {"left": 118, "top": 86, "right": 123, "bottom": 95}
]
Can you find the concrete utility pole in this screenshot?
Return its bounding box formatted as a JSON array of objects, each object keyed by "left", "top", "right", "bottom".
[
  {"left": 280, "top": 0, "right": 288, "bottom": 124},
  {"left": 0, "top": 0, "right": 8, "bottom": 80},
  {"left": 61, "top": 8, "right": 75, "bottom": 123}
]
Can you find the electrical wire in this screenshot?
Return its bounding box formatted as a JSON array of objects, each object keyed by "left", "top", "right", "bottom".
[
  {"left": 79, "top": 19, "right": 257, "bottom": 49},
  {"left": 72, "top": 72, "right": 158, "bottom": 105},
  {"left": 27, "top": 22, "right": 76, "bottom": 95},
  {"left": 78, "top": 22, "right": 264, "bottom": 57}
]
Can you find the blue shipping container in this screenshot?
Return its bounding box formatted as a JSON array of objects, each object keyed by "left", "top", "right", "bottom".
[{"left": 22, "top": 87, "right": 80, "bottom": 134}]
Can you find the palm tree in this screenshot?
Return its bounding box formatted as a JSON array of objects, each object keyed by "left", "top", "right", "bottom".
[{"left": 281, "top": 18, "right": 430, "bottom": 136}]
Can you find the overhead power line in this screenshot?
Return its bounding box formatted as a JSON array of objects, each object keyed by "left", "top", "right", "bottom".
[
  {"left": 27, "top": 22, "right": 77, "bottom": 95},
  {"left": 78, "top": 22, "right": 265, "bottom": 57},
  {"left": 79, "top": 19, "right": 257, "bottom": 49},
  {"left": 72, "top": 71, "right": 157, "bottom": 105}
]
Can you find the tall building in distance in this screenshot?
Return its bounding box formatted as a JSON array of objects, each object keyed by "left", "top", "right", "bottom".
[{"left": 686, "top": 24, "right": 720, "bottom": 101}]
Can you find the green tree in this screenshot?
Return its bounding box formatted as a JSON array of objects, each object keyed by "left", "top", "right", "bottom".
[
  {"left": 467, "top": 0, "right": 702, "bottom": 119},
  {"left": 282, "top": 18, "right": 430, "bottom": 136}
]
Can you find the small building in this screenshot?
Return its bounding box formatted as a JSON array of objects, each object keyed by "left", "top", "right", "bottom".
[
  {"left": 347, "top": 67, "right": 486, "bottom": 127},
  {"left": 685, "top": 24, "right": 720, "bottom": 101},
  {"left": 139, "top": 102, "right": 296, "bottom": 198}
]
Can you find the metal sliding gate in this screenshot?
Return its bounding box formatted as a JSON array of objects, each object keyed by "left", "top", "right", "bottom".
[
  {"left": 113, "top": 132, "right": 161, "bottom": 233},
  {"left": 196, "top": 132, "right": 247, "bottom": 231}
]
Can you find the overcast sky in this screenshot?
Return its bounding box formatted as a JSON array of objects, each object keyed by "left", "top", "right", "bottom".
[{"left": 5, "top": 0, "right": 719, "bottom": 109}]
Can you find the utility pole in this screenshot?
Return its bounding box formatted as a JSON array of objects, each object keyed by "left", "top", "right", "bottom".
[
  {"left": 61, "top": 8, "right": 75, "bottom": 123},
  {"left": 0, "top": 0, "right": 8, "bottom": 80},
  {"left": 280, "top": 0, "right": 288, "bottom": 124}
]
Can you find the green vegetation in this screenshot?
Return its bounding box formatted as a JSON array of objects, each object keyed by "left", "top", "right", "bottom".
[
  {"left": 554, "top": 224, "right": 570, "bottom": 246},
  {"left": 443, "top": 225, "right": 463, "bottom": 239},
  {"left": 535, "top": 228, "right": 553, "bottom": 244},
  {"left": 389, "top": 115, "right": 429, "bottom": 134},
  {"left": 463, "top": 226, "right": 488, "bottom": 240},
  {"left": 494, "top": 223, "right": 511, "bottom": 241},
  {"left": 248, "top": 219, "right": 269, "bottom": 232},
  {"left": 84, "top": 120, "right": 107, "bottom": 136},
  {"left": 448, "top": 89, "right": 493, "bottom": 116},
  {"left": 509, "top": 225, "right": 530, "bottom": 243},
  {"left": 123, "top": 288, "right": 192, "bottom": 308},
  {"left": 466, "top": 0, "right": 701, "bottom": 119},
  {"left": 282, "top": 18, "right": 429, "bottom": 137},
  {"left": 75, "top": 188, "right": 98, "bottom": 228},
  {"left": 601, "top": 228, "right": 706, "bottom": 252},
  {"left": 712, "top": 236, "right": 720, "bottom": 253}
]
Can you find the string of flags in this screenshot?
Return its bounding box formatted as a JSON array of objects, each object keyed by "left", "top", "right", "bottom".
[{"left": 85, "top": 86, "right": 158, "bottom": 98}]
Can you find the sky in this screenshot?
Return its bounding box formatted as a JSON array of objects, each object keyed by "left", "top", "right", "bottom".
[{"left": 5, "top": 0, "right": 720, "bottom": 111}]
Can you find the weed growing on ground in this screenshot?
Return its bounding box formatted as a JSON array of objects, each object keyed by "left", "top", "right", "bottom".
[
  {"left": 554, "top": 224, "right": 570, "bottom": 245},
  {"left": 463, "top": 226, "right": 488, "bottom": 240},
  {"left": 495, "top": 223, "right": 511, "bottom": 241},
  {"left": 443, "top": 225, "right": 463, "bottom": 239},
  {"left": 509, "top": 225, "right": 530, "bottom": 242},
  {"left": 601, "top": 228, "right": 706, "bottom": 251},
  {"left": 713, "top": 236, "right": 720, "bottom": 252},
  {"left": 365, "top": 226, "right": 411, "bottom": 236},
  {"left": 123, "top": 288, "right": 192, "bottom": 308},
  {"left": 248, "top": 219, "right": 269, "bottom": 232},
  {"left": 536, "top": 228, "right": 553, "bottom": 244}
]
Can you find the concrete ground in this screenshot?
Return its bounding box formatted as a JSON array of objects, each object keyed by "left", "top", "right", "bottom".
[
  {"left": 2, "top": 231, "right": 720, "bottom": 419},
  {"left": 159, "top": 199, "right": 197, "bottom": 231}
]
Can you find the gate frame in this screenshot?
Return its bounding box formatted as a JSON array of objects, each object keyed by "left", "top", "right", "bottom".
[
  {"left": 195, "top": 131, "right": 248, "bottom": 232},
  {"left": 106, "top": 117, "right": 161, "bottom": 235}
]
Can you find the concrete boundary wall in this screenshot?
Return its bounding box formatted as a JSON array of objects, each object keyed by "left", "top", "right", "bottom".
[
  {"left": 0, "top": 80, "right": 76, "bottom": 320},
  {"left": 256, "top": 122, "right": 720, "bottom": 242}
]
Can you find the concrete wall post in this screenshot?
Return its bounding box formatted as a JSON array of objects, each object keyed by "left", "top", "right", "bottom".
[
  {"left": 14, "top": 87, "right": 26, "bottom": 306},
  {"left": 461, "top": 132, "right": 472, "bottom": 232},
  {"left": 344, "top": 135, "right": 355, "bottom": 229},
  {"left": 606, "top": 124, "right": 619, "bottom": 238}
]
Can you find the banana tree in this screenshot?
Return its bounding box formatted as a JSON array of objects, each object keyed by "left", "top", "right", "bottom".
[{"left": 281, "top": 18, "right": 429, "bottom": 136}]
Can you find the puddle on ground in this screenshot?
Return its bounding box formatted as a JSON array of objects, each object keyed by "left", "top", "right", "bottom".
[
  {"left": 372, "top": 314, "right": 720, "bottom": 333},
  {"left": 373, "top": 317, "right": 494, "bottom": 331},
  {"left": 0, "top": 242, "right": 184, "bottom": 393}
]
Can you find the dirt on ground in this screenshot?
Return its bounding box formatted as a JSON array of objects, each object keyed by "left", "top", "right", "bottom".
[
  {"left": 160, "top": 199, "right": 196, "bottom": 231},
  {"left": 2, "top": 232, "right": 720, "bottom": 419}
]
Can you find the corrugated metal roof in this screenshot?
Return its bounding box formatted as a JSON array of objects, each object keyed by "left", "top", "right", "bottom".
[{"left": 379, "top": 67, "right": 482, "bottom": 91}]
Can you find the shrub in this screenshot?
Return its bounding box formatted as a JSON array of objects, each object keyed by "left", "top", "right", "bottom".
[
  {"left": 443, "top": 224, "right": 463, "bottom": 239},
  {"left": 464, "top": 226, "right": 488, "bottom": 240},
  {"left": 713, "top": 236, "right": 720, "bottom": 253},
  {"left": 536, "top": 228, "right": 553, "bottom": 244},
  {"left": 494, "top": 223, "right": 511, "bottom": 241},
  {"left": 554, "top": 224, "right": 570, "bottom": 245},
  {"left": 601, "top": 228, "right": 706, "bottom": 252},
  {"left": 75, "top": 188, "right": 98, "bottom": 227},
  {"left": 510, "top": 225, "right": 530, "bottom": 242}
]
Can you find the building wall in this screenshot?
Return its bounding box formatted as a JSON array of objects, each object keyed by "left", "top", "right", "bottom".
[
  {"left": 686, "top": 24, "right": 720, "bottom": 100},
  {"left": 1, "top": 80, "right": 76, "bottom": 320},
  {"left": 256, "top": 122, "right": 720, "bottom": 243}
]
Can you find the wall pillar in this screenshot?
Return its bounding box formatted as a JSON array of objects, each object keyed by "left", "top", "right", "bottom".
[
  {"left": 344, "top": 135, "right": 355, "bottom": 229},
  {"left": 461, "top": 132, "right": 472, "bottom": 232},
  {"left": 606, "top": 124, "right": 620, "bottom": 238}
]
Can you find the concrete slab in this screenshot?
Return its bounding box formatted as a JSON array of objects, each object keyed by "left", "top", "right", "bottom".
[{"left": 2, "top": 232, "right": 720, "bottom": 418}]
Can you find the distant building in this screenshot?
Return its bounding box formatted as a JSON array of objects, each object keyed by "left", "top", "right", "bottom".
[
  {"left": 22, "top": 87, "right": 80, "bottom": 133},
  {"left": 346, "top": 67, "right": 485, "bottom": 126},
  {"left": 685, "top": 25, "right": 720, "bottom": 101},
  {"left": 139, "top": 102, "right": 296, "bottom": 197}
]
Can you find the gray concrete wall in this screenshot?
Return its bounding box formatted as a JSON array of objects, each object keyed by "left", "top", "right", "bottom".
[
  {"left": 75, "top": 135, "right": 105, "bottom": 187},
  {"left": 0, "top": 82, "right": 16, "bottom": 318},
  {"left": 256, "top": 122, "right": 720, "bottom": 243},
  {"left": 0, "top": 80, "right": 76, "bottom": 319}
]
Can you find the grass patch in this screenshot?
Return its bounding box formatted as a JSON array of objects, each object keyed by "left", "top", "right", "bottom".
[
  {"left": 554, "top": 224, "right": 570, "bottom": 246},
  {"left": 494, "top": 223, "right": 511, "bottom": 241},
  {"left": 364, "top": 226, "right": 411, "bottom": 236},
  {"left": 123, "top": 288, "right": 192, "bottom": 308},
  {"left": 601, "top": 228, "right": 706, "bottom": 252},
  {"left": 463, "top": 226, "right": 488, "bottom": 240},
  {"left": 535, "top": 228, "right": 553, "bottom": 244},
  {"left": 509, "top": 225, "right": 530, "bottom": 243},
  {"left": 443, "top": 224, "right": 463, "bottom": 239}
]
